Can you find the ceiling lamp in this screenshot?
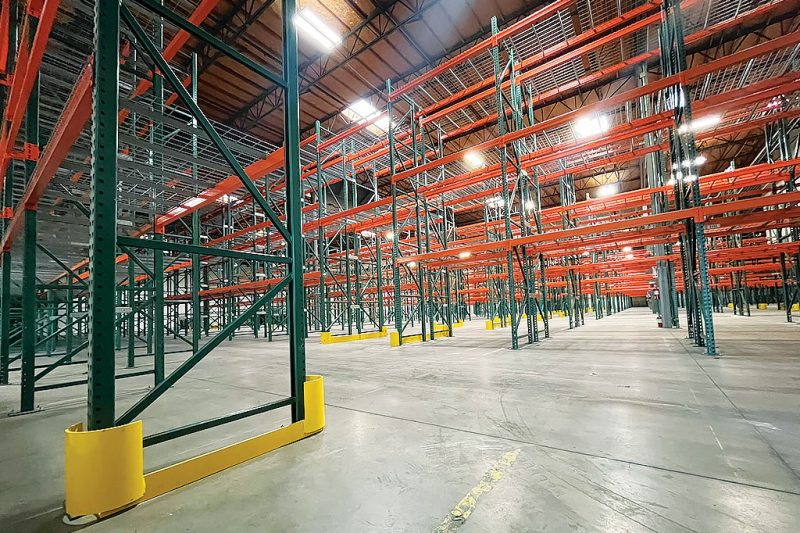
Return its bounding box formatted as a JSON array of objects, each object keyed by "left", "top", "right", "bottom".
[
  {"left": 574, "top": 114, "right": 610, "bottom": 138},
  {"left": 597, "top": 183, "right": 618, "bottom": 197},
  {"left": 682, "top": 155, "right": 707, "bottom": 168},
  {"left": 678, "top": 114, "right": 721, "bottom": 134},
  {"left": 458, "top": 251, "right": 472, "bottom": 259},
  {"left": 464, "top": 151, "right": 486, "bottom": 169},
  {"left": 341, "top": 99, "right": 392, "bottom": 135},
  {"left": 486, "top": 196, "right": 505, "bottom": 208},
  {"left": 293, "top": 9, "right": 342, "bottom": 53}
]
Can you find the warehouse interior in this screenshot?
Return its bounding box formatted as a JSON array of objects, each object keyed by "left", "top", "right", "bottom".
[{"left": 0, "top": 0, "right": 799, "bottom": 531}]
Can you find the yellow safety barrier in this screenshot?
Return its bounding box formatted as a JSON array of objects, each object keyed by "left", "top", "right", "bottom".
[
  {"left": 757, "top": 303, "right": 768, "bottom": 310},
  {"left": 320, "top": 327, "right": 388, "bottom": 344},
  {"left": 390, "top": 324, "right": 452, "bottom": 346},
  {"left": 64, "top": 421, "right": 145, "bottom": 517},
  {"left": 727, "top": 303, "right": 734, "bottom": 309},
  {"left": 65, "top": 376, "right": 325, "bottom": 519},
  {"left": 435, "top": 320, "right": 464, "bottom": 329},
  {"left": 793, "top": 303, "right": 800, "bottom": 312}
]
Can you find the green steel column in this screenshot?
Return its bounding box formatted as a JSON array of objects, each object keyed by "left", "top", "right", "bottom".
[
  {"left": 65, "top": 275, "right": 73, "bottom": 360},
  {"left": 0, "top": 175, "right": 12, "bottom": 383},
  {"left": 387, "top": 80, "right": 403, "bottom": 344},
  {"left": 19, "top": 23, "right": 40, "bottom": 410},
  {"left": 127, "top": 259, "right": 135, "bottom": 367},
  {"left": 191, "top": 53, "right": 201, "bottom": 352},
  {"left": 152, "top": 6, "right": 165, "bottom": 382},
  {"left": 315, "top": 122, "right": 327, "bottom": 331},
  {"left": 344, "top": 232, "right": 353, "bottom": 335},
  {"left": 492, "top": 19, "right": 517, "bottom": 348},
  {"left": 20, "top": 210, "right": 36, "bottom": 412},
  {"left": 662, "top": 0, "right": 715, "bottom": 354},
  {"left": 86, "top": 0, "right": 120, "bottom": 429},
  {"left": 283, "top": 0, "right": 306, "bottom": 422},
  {"left": 376, "top": 236, "right": 384, "bottom": 330}
]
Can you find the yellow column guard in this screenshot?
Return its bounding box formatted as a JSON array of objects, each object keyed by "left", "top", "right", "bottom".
[
  {"left": 64, "top": 420, "right": 145, "bottom": 517},
  {"left": 65, "top": 375, "right": 325, "bottom": 519}
]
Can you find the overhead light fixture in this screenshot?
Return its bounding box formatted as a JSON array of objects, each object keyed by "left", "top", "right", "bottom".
[
  {"left": 524, "top": 200, "right": 535, "bottom": 211},
  {"left": 487, "top": 196, "right": 505, "bottom": 208},
  {"left": 582, "top": 251, "right": 590, "bottom": 257},
  {"left": 293, "top": 9, "right": 342, "bottom": 53},
  {"left": 464, "top": 151, "right": 486, "bottom": 169},
  {"left": 342, "top": 99, "right": 392, "bottom": 135},
  {"left": 216, "top": 194, "right": 240, "bottom": 204},
  {"left": 360, "top": 230, "right": 375, "bottom": 238},
  {"left": 385, "top": 231, "right": 395, "bottom": 241},
  {"left": 574, "top": 114, "right": 610, "bottom": 139},
  {"left": 408, "top": 261, "right": 417, "bottom": 268},
  {"left": 597, "top": 183, "right": 618, "bottom": 197},
  {"left": 682, "top": 154, "right": 707, "bottom": 168},
  {"left": 666, "top": 178, "right": 676, "bottom": 186},
  {"left": 458, "top": 251, "right": 472, "bottom": 259},
  {"left": 678, "top": 114, "right": 721, "bottom": 133},
  {"left": 683, "top": 174, "right": 697, "bottom": 182},
  {"left": 625, "top": 253, "right": 634, "bottom": 260},
  {"left": 622, "top": 246, "right": 632, "bottom": 252}
]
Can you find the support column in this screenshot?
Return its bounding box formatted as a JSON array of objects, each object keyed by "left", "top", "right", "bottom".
[
  {"left": 283, "top": 0, "right": 306, "bottom": 422},
  {"left": 87, "top": 0, "right": 120, "bottom": 430}
]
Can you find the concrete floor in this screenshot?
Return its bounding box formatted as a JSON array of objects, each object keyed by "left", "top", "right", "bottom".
[{"left": 1, "top": 308, "right": 799, "bottom": 532}]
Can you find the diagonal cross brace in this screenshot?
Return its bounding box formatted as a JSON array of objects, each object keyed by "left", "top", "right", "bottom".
[{"left": 119, "top": 4, "right": 291, "bottom": 243}]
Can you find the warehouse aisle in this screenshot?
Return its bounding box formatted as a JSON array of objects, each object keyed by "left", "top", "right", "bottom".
[{"left": 1, "top": 308, "right": 799, "bottom": 532}]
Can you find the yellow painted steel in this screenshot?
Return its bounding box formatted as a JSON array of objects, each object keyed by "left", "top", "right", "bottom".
[
  {"left": 65, "top": 377, "right": 326, "bottom": 519},
  {"left": 434, "top": 320, "right": 464, "bottom": 329},
  {"left": 390, "top": 324, "right": 452, "bottom": 346},
  {"left": 141, "top": 422, "right": 306, "bottom": 504},
  {"left": 727, "top": 303, "right": 734, "bottom": 308},
  {"left": 485, "top": 320, "right": 494, "bottom": 330},
  {"left": 303, "top": 375, "right": 325, "bottom": 434},
  {"left": 64, "top": 420, "right": 145, "bottom": 517},
  {"left": 320, "top": 326, "right": 388, "bottom": 344},
  {"left": 793, "top": 303, "right": 800, "bottom": 311},
  {"left": 757, "top": 303, "right": 768, "bottom": 310}
]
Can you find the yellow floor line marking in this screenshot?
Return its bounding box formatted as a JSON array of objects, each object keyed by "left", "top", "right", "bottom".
[{"left": 433, "top": 448, "right": 521, "bottom": 532}]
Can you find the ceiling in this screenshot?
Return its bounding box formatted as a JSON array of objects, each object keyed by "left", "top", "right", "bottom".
[{"left": 176, "top": 0, "right": 544, "bottom": 143}]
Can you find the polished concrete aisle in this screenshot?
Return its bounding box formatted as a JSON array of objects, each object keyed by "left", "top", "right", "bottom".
[{"left": 1, "top": 308, "right": 799, "bottom": 532}]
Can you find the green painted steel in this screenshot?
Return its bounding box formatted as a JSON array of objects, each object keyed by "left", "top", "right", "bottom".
[
  {"left": 387, "top": 80, "right": 403, "bottom": 344},
  {"left": 191, "top": 53, "right": 202, "bottom": 351},
  {"left": 20, "top": 210, "right": 36, "bottom": 412},
  {"left": 127, "top": 259, "right": 136, "bottom": 368},
  {"left": 19, "top": 19, "right": 40, "bottom": 411},
  {"left": 116, "top": 277, "right": 290, "bottom": 425},
  {"left": 491, "top": 18, "right": 518, "bottom": 349},
  {"left": 86, "top": 0, "right": 121, "bottom": 430},
  {"left": 283, "top": 0, "right": 307, "bottom": 422},
  {"left": 660, "top": 0, "right": 716, "bottom": 355}
]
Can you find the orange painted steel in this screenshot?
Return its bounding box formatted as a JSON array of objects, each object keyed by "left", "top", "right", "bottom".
[
  {"left": 390, "top": 0, "right": 578, "bottom": 101},
  {"left": 1, "top": 63, "right": 93, "bottom": 252},
  {"left": 0, "top": 0, "right": 61, "bottom": 186}
]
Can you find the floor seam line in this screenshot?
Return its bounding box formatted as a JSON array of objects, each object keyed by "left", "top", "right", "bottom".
[
  {"left": 670, "top": 329, "right": 800, "bottom": 484},
  {"left": 323, "top": 401, "right": 800, "bottom": 497}
]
